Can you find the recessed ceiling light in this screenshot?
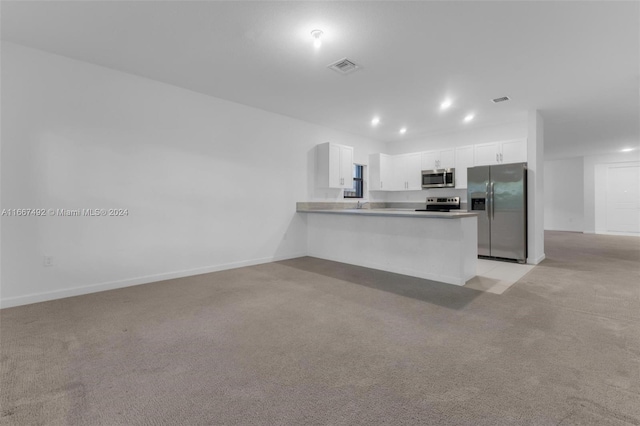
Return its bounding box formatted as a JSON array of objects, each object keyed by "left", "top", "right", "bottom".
[
  {"left": 464, "top": 114, "right": 475, "bottom": 123},
  {"left": 371, "top": 117, "right": 380, "bottom": 126},
  {"left": 440, "top": 99, "right": 452, "bottom": 110},
  {"left": 621, "top": 147, "right": 635, "bottom": 152},
  {"left": 399, "top": 127, "right": 407, "bottom": 134},
  {"left": 311, "top": 29, "right": 323, "bottom": 48}
]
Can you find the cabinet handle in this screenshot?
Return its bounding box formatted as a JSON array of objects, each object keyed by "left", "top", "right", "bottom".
[
  {"left": 496, "top": 153, "right": 499, "bottom": 162},
  {"left": 500, "top": 153, "right": 503, "bottom": 162}
]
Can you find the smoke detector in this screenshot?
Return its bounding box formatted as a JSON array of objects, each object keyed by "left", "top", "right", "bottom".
[
  {"left": 328, "top": 58, "right": 360, "bottom": 75},
  {"left": 492, "top": 96, "right": 511, "bottom": 103}
]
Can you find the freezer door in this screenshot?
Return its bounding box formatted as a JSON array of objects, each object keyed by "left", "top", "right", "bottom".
[
  {"left": 467, "top": 166, "right": 491, "bottom": 257},
  {"left": 490, "top": 163, "right": 527, "bottom": 261}
]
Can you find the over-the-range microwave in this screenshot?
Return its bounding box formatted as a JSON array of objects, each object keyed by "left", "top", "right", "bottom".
[{"left": 421, "top": 168, "right": 455, "bottom": 189}]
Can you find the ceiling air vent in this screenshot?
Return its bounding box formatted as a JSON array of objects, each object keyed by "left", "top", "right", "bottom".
[
  {"left": 328, "top": 58, "right": 360, "bottom": 75},
  {"left": 492, "top": 96, "right": 511, "bottom": 103}
]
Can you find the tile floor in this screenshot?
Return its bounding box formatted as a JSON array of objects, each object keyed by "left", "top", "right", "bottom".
[{"left": 464, "top": 259, "right": 535, "bottom": 295}]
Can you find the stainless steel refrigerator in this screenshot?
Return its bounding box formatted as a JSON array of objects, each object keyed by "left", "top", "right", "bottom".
[{"left": 467, "top": 162, "right": 527, "bottom": 263}]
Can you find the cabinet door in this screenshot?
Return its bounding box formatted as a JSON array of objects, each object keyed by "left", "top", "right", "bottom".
[
  {"left": 439, "top": 149, "right": 455, "bottom": 169},
  {"left": 339, "top": 145, "right": 354, "bottom": 188},
  {"left": 369, "top": 153, "right": 391, "bottom": 191},
  {"left": 406, "top": 153, "right": 423, "bottom": 190},
  {"left": 421, "top": 151, "right": 439, "bottom": 170},
  {"left": 391, "top": 155, "right": 405, "bottom": 190},
  {"left": 474, "top": 143, "right": 500, "bottom": 166},
  {"left": 379, "top": 154, "right": 392, "bottom": 190},
  {"left": 454, "top": 145, "right": 474, "bottom": 189},
  {"left": 500, "top": 139, "right": 526, "bottom": 164},
  {"left": 328, "top": 143, "right": 342, "bottom": 187}
]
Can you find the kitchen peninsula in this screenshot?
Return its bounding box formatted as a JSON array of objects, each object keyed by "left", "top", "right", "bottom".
[{"left": 297, "top": 204, "right": 478, "bottom": 286}]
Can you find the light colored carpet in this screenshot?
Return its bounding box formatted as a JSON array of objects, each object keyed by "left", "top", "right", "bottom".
[{"left": 1, "top": 231, "right": 639, "bottom": 425}]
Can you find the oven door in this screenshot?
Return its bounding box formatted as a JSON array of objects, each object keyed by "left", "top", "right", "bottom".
[{"left": 422, "top": 169, "right": 455, "bottom": 188}]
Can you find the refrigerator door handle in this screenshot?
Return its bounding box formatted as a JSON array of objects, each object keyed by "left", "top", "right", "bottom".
[
  {"left": 485, "top": 182, "right": 490, "bottom": 218},
  {"left": 490, "top": 182, "right": 495, "bottom": 219}
]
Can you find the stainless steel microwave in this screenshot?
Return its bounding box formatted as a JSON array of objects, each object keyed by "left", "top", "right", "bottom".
[{"left": 421, "top": 168, "right": 455, "bottom": 189}]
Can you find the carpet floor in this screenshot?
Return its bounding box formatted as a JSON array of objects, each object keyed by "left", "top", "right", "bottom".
[{"left": 1, "top": 231, "right": 639, "bottom": 425}]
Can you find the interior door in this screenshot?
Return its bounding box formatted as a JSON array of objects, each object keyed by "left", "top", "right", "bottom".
[
  {"left": 490, "top": 163, "right": 527, "bottom": 261},
  {"left": 606, "top": 164, "right": 640, "bottom": 234},
  {"left": 467, "top": 166, "right": 491, "bottom": 257}
]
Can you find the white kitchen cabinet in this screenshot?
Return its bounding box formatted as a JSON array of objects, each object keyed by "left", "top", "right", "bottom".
[
  {"left": 501, "top": 139, "right": 527, "bottom": 163},
  {"left": 454, "top": 145, "right": 474, "bottom": 189},
  {"left": 316, "top": 142, "right": 354, "bottom": 189},
  {"left": 369, "top": 153, "right": 392, "bottom": 191},
  {"left": 421, "top": 149, "right": 455, "bottom": 170},
  {"left": 474, "top": 139, "right": 526, "bottom": 166},
  {"left": 393, "top": 153, "right": 422, "bottom": 191}
]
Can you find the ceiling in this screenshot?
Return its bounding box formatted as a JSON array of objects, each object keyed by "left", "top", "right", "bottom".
[{"left": 1, "top": 1, "right": 638, "bottom": 160}]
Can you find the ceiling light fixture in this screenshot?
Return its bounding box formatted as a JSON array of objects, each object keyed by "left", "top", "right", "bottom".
[
  {"left": 464, "top": 114, "right": 475, "bottom": 123},
  {"left": 371, "top": 117, "right": 380, "bottom": 126},
  {"left": 492, "top": 96, "right": 510, "bottom": 103},
  {"left": 399, "top": 127, "right": 407, "bottom": 134},
  {"left": 440, "top": 99, "right": 452, "bottom": 110},
  {"left": 311, "top": 29, "right": 323, "bottom": 48},
  {"left": 621, "top": 147, "right": 635, "bottom": 152}
]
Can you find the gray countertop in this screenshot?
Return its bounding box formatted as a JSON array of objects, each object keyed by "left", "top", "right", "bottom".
[{"left": 297, "top": 207, "right": 478, "bottom": 219}]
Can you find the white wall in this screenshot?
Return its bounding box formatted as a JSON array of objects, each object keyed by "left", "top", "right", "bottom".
[
  {"left": 0, "top": 42, "right": 384, "bottom": 307},
  {"left": 385, "top": 120, "right": 527, "bottom": 155},
  {"left": 527, "top": 110, "right": 545, "bottom": 264},
  {"left": 544, "top": 157, "right": 584, "bottom": 232}
]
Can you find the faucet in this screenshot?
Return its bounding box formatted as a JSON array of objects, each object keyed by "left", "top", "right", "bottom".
[{"left": 356, "top": 201, "right": 369, "bottom": 209}]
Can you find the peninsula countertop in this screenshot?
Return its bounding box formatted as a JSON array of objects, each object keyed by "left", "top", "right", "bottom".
[{"left": 296, "top": 207, "right": 478, "bottom": 219}]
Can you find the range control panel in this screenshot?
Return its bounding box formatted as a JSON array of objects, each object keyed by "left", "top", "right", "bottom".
[
  {"left": 426, "top": 197, "right": 460, "bottom": 206},
  {"left": 424, "top": 197, "right": 461, "bottom": 211}
]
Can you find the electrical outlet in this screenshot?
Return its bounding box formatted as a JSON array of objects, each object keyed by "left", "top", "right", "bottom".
[{"left": 44, "top": 255, "right": 53, "bottom": 267}]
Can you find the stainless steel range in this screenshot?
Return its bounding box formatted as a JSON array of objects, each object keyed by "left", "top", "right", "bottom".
[{"left": 415, "top": 197, "right": 461, "bottom": 212}]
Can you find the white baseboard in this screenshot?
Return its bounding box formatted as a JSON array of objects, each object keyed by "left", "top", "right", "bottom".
[
  {"left": 0, "top": 252, "right": 307, "bottom": 309},
  {"left": 527, "top": 253, "right": 546, "bottom": 265},
  {"left": 595, "top": 231, "right": 640, "bottom": 237}
]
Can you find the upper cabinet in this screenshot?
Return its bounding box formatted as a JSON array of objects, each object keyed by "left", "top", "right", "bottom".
[
  {"left": 393, "top": 153, "right": 422, "bottom": 191},
  {"left": 454, "top": 145, "right": 474, "bottom": 189},
  {"left": 421, "top": 149, "right": 454, "bottom": 170},
  {"left": 316, "top": 142, "right": 354, "bottom": 189},
  {"left": 501, "top": 139, "right": 527, "bottom": 164},
  {"left": 367, "top": 139, "right": 527, "bottom": 192},
  {"left": 474, "top": 139, "right": 526, "bottom": 166},
  {"left": 369, "top": 153, "right": 392, "bottom": 191}
]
